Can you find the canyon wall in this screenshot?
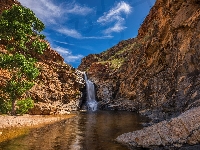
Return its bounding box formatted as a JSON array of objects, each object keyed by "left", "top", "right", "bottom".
[
  {"left": 78, "top": 0, "right": 200, "bottom": 120},
  {"left": 79, "top": 1, "right": 200, "bottom": 148},
  {"left": 0, "top": 0, "right": 84, "bottom": 115}
]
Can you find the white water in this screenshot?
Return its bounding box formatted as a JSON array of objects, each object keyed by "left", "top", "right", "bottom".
[{"left": 84, "top": 73, "right": 98, "bottom": 111}]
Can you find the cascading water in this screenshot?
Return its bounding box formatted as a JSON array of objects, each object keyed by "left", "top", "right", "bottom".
[{"left": 84, "top": 73, "right": 98, "bottom": 111}]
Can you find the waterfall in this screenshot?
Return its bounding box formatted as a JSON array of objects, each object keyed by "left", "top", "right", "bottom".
[{"left": 84, "top": 73, "right": 98, "bottom": 111}]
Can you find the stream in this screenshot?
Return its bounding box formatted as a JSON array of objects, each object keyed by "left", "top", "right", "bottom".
[{"left": 0, "top": 110, "right": 148, "bottom": 150}]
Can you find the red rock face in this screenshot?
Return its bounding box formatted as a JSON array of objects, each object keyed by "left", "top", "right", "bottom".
[
  {"left": 30, "top": 41, "right": 64, "bottom": 63},
  {"left": 0, "top": 0, "right": 20, "bottom": 14},
  {"left": 0, "top": 0, "right": 84, "bottom": 115},
  {"left": 78, "top": 0, "right": 200, "bottom": 116}
]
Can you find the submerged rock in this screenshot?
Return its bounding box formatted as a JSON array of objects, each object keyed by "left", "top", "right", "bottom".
[{"left": 116, "top": 106, "right": 200, "bottom": 149}]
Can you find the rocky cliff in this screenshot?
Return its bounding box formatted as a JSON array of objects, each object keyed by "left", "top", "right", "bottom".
[
  {"left": 0, "top": 0, "right": 20, "bottom": 13},
  {"left": 78, "top": 0, "right": 200, "bottom": 120},
  {"left": 0, "top": 0, "right": 84, "bottom": 115},
  {"left": 78, "top": 0, "right": 200, "bottom": 148}
]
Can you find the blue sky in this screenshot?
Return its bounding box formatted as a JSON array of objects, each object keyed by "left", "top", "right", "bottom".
[{"left": 18, "top": 0, "right": 156, "bottom": 68}]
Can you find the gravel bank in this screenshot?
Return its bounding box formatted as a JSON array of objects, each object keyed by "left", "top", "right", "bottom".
[{"left": 0, "top": 114, "right": 75, "bottom": 129}]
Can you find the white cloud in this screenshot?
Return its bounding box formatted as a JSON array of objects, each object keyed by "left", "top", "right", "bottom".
[
  {"left": 66, "top": 55, "right": 84, "bottom": 62},
  {"left": 104, "top": 22, "right": 126, "bottom": 34},
  {"left": 18, "top": 0, "right": 114, "bottom": 39},
  {"left": 82, "top": 35, "right": 113, "bottom": 39},
  {"left": 97, "top": 1, "right": 131, "bottom": 24},
  {"left": 56, "top": 28, "right": 82, "bottom": 39},
  {"left": 66, "top": 3, "right": 93, "bottom": 15},
  {"left": 18, "top": 0, "right": 93, "bottom": 25},
  {"left": 56, "top": 27, "right": 113, "bottom": 39},
  {"left": 53, "top": 46, "right": 83, "bottom": 63},
  {"left": 18, "top": 0, "right": 62, "bottom": 24},
  {"left": 53, "top": 40, "right": 74, "bottom": 46},
  {"left": 97, "top": 1, "right": 132, "bottom": 34},
  {"left": 54, "top": 47, "right": 71, "bottom": 55}
]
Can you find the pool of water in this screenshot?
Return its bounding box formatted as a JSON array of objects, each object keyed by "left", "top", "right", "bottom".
[{"left": 0, "top": 111, "right": 148, "bottom": 150}]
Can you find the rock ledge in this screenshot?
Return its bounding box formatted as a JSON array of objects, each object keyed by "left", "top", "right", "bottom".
[{"left": 116, "top": 106, "right": 200, "bottom": 149}]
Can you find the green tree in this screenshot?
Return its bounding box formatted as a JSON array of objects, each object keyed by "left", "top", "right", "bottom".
[{"left": 0, "top": 5, "right": 47, "bottom": 115}]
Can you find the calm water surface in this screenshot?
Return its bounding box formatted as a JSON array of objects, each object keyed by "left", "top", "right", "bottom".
[{"left": 0, "top": 111, "right": 148, "bottom": 150}]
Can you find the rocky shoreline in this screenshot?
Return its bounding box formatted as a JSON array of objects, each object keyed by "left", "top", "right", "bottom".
[
  {"left": 0, "top": 114, "right": 75, "bottom": 129},
  {"left": 116, "top": 106, "right": 200, "bottom": 149},
  {"left": 0, "top": 114, "right": 76, "bottom": 144}
]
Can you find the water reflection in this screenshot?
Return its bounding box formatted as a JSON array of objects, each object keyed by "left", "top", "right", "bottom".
[{"left": 0, "top": 111, "right": 148, "bottom": 150}]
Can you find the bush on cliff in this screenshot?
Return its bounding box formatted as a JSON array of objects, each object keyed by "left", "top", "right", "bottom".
[{"left": 0, "top": 5, "right": 47, "bottom": 115}]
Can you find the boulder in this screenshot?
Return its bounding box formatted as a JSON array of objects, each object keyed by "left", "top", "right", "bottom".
[{"left": 116, "top": 106, "right": 200, "bottom": 149}]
